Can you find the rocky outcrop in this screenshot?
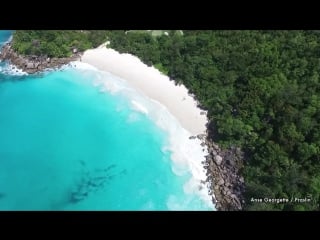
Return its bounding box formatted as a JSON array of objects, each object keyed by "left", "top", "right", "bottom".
[
  {"left": 191, "top": 124, "right": 245, "bottom": 210},
  {"left": 203, "top": 134, "right": 245, "bottom": 210},
  {"left": 191, "top": 125, "right": 245, "bottom": 210},
  {"left": 0, "top": 43, "right": 82, "bottom": 74}
]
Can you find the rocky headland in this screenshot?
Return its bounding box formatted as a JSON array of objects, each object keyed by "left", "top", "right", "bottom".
[
  {"left": 0, "top": 43, "right": 82, "bottom": 74},
  {"left": 192, "top": 129, "right": 245, "bottom": 210}
]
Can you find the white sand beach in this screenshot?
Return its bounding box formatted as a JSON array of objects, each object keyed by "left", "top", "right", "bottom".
[{"left": 82, "top": 46, "right": 208, "bottom": 136}]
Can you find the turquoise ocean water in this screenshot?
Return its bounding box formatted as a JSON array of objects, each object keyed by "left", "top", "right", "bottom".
[{"left": 0, "top": 31, "right": 214, "bottom": 210}]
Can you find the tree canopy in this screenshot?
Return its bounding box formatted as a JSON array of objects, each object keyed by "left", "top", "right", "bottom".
[
  {"left": 11, "top": 30, "right": 109, "bottom": 57},
  {"left": 11, "top": 30, "right": 320, "bottom": 210},
  {"left": 106, "top": 30, "right": 320, "bottom": 210}
]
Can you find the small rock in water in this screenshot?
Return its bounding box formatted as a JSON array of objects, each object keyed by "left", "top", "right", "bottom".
[{"left": 215, "top": 155, "right": 223, "bottom": 165}]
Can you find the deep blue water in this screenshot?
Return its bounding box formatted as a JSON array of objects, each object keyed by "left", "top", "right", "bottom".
[
  {"left": 0, "top": 30, "right": 12, "bottom": 45},
  {"left": 0, "top": 30, "right": 213, "bottom": 210}
]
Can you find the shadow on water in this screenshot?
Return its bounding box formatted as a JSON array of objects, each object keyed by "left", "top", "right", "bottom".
[
  {"left": 65, "top": 160, "right": 127, "bottom": 206},
  {"left": 0, "top": 193, "right": 6, "bottom": 200},
  {"left": 49, "top": 159, "right": 128, "bottom": 210}
]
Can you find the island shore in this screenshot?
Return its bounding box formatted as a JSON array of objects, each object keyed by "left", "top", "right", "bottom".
[
  {"left": 0, "top": 41, "right": 245, "bottom": 210},
  {"left": 82, "top": 47, "right": 207, "bottom": 136},
  {"left": 82, "top": 46, "right": 244, "bottom": 210},
  {"left": 0, "top": 43, "right": 81, "bottom": 74}
]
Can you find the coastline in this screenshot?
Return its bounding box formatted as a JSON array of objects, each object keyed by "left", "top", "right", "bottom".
[
  {"left": 0, "top": 43, "right": 81, "bottom": 74},
  {"left": 0, "top": 41, "right": 245, "bottom": 210},
  {"left": 82, "top": 47, "right": 216, "bottom": 209},
  {"left": 81, "top": 47, "right": 244, "bottom": 210},
  {"left": 82, "top": 47, "right": 207, "bottom": 136}
]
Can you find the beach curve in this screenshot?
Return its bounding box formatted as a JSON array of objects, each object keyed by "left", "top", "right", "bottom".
[{"left": 82, "top": 47, "right": 208, "bottom": 137}]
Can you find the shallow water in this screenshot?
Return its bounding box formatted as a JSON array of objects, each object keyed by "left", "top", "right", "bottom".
[{"left": 0, "top": 30, "right": 214, "bottom": 210}]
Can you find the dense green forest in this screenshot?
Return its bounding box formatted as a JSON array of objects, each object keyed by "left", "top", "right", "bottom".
[
  {"left": 10, "top": 30, "right": 320, "bottom": 210},
  {"left": 11, "top": 30, "right": 109, "bottom": 57}
]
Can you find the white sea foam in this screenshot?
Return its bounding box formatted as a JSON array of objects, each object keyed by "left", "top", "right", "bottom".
[
  {"left": 71, "top": 63, "right": 215, "bottom": 210},
  {"left": 0, "top": 62, "right": 27, "bottom": 76},
  {"left": 146, "top": 99, "right": 214, "bottom": 209},
  {"left": 69, "top": 61, "right": 98, "bottom": 71},
  {"left": 131, "top": 100, "right": 148, "bottom": 115},
  {"left": 7, "top": 35, "right": 13, "bottom": 43}
]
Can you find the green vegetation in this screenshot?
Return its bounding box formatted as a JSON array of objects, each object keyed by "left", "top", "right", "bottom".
[
  {"left": 11, "top": 30, "right": 109, "bottom": 57},
  {"left": 11, "top": 30, "right": 179, "bottom": 58},
  {"left": 11, "top": 30, "right": 320, "bottom": 210},
  {"left": 154, "top": 63, "right": 168, "bottom": 75},
  {"left": 126, "top": 30, "right": 181, "bottom": 37},
  {"left": 106, "top": 30, "right": 320, "bottom": 210}
]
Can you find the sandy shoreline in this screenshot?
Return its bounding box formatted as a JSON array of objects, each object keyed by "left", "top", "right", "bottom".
[
  {"left": 82, "top": 46, "right": 217, "bottom": 210},
  {"left": 82, "top": 47, "right": 208, "bottom": 136},
  {"left": 0, "top": 38, "right": 246, "bottom": 210}
]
